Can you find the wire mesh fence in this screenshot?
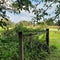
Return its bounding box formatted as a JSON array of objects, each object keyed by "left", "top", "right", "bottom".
[
  {"left": 0, "top": 29, "right": 49, "bottom": 60},
  {"left": 18, "top": 29, "right": 49, "bottom": 60}
]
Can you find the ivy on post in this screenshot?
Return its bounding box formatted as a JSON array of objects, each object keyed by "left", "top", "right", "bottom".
[
  {"left": 46, "top": 29, "right": 50, "bottom": 54},
  {"left": 18, "top": 32, "right": 24, "bottom": 60}
]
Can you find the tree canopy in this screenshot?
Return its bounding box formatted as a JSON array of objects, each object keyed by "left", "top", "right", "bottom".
[
  {"left": 0, "top": 0, "right": 60, "bottom": 26},
  {"left": 32, "top": 0, "right": 60, "bottom": 23},
  {"left": 0, "top": 0, "right": 32, "bottom": 27}
]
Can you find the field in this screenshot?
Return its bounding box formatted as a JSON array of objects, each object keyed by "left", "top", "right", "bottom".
[
  {"left": 49, "top": 30, "right": 60, "bottom": 60},
  {"left": 0, "top": 26, "right": 60, "bottom": 60}
]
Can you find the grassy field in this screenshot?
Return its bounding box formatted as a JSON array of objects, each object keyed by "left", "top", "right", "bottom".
[
  {"left": 0, "top": 26, "right": 60, "bottom": 60},
  {"left": 49, "top": 30, "right": 60, "bottom": 60}
]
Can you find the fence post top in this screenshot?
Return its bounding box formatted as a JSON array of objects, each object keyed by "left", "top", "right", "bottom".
[{"left": 46, "top": 28, "right": 49, "bottom": 31}]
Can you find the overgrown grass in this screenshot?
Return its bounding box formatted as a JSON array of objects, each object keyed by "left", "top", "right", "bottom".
[
  {"left": 50, "top": 31, "right": 60, "bottom": 60},
  {"left": 0, "top": 26, "right": 60, "bottom": 60}
]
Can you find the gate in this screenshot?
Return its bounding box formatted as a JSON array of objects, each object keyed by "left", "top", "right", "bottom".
[{"left": 18, "top": 29, "right": 49, "bottom": 60}]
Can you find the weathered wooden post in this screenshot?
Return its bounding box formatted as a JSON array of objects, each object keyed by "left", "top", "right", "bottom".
[
  {"left": 30, "top": 34, "right": 32, "bottom": 60},
  {"left": 18, "top": 32, "right": 24, "bottom": 60},
  {"left": 46, "top": 29, "right": 50, "bottom": 53}
]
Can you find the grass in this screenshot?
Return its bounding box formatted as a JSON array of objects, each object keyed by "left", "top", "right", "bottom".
[
  {"left": 0, "top": 26, "right": 60, "bottom": 60},
  {"left": 49, "top": 30, "right": 60, "bottom": 60}
]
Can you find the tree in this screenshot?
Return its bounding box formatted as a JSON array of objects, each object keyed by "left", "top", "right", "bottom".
[
  {"left": 16, "top": 20, "right": 32, "bottom": 26},
  {"left": 56, "top": 20, "right": 60, "bottom": 30},
  {"left": 32, "top": 0, "right": 60, "bottom": 24},
  {"left": 46, "top": 18, "right": 54, "bottom": 25},
  {"left": 0, "top": 0, "right": 32, "bottom": 27},
  {"left": 12, "top": 0, "right": 32, "bottom": 13},
  {"left": 0, "top": 0, "right": 60, "bottom": 26}
]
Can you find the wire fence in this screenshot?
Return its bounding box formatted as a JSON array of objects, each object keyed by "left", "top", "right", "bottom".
[
  {"left": 18, "top": 29, "right": 49, "bottom": 60},
  {"left": 0, "top": 29, "right": 49, "bottom": 60}
]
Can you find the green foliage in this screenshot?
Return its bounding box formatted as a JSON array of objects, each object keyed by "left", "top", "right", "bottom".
[
  {"left": 0, "top": 24, "right": 50, "bottom": 60},
  {"left": 16, "top": 20, "right": 32, "bottom": 26},
  {"left": 0, "top": 0, "right": 60, "bottom": 26},
  {"left": 15, "top": 24, "right": 50, "bottom": 60},
  {"left": 46, "top": 18, "right": 54, "bottom": 26},
  {"left": 12, "top": 0, "right": 33, "bottom": 13},
  {"left": 24, "top": 34, "right": 49, "bottom": 60},
  {"left": 0, "top": 0, "right": 32, "bottom": 27},
  {"left": 32, "top": 0, "right": 60, "bottom": 24},
  {"left": 0, "top": 19, "right": 8, "bottom": 28},
  {"left": 57, "top": 20, "right": 60, "bottom": 26},
  {"left": 0, "top": 28, "right": 19, "bottom": 60},
  {"left": 0, "top": 19, "right": 15, "bottom": 29},
  {"left": 49, "top": 31, "right": 60, "bottom": 60}
]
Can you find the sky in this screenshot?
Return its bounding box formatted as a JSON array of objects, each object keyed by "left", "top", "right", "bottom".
[
  {"left": 5, "top": 0, "right": 58, "bottom": 23},
  {"left": 6, "top": 10, "right": 35, "bottom": 23}
]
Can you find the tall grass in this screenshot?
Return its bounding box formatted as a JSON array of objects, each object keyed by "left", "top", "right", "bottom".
[{"left": 50, "top": 31, "right": 60, "bottom": 60}]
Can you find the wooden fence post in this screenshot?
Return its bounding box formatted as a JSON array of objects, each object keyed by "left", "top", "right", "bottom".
[
  {"left": 18, "top": 32, "right": 24, "bottom": 60},
  {"left": 46, "top": 29, "right": 50, "bottom": 53}
]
